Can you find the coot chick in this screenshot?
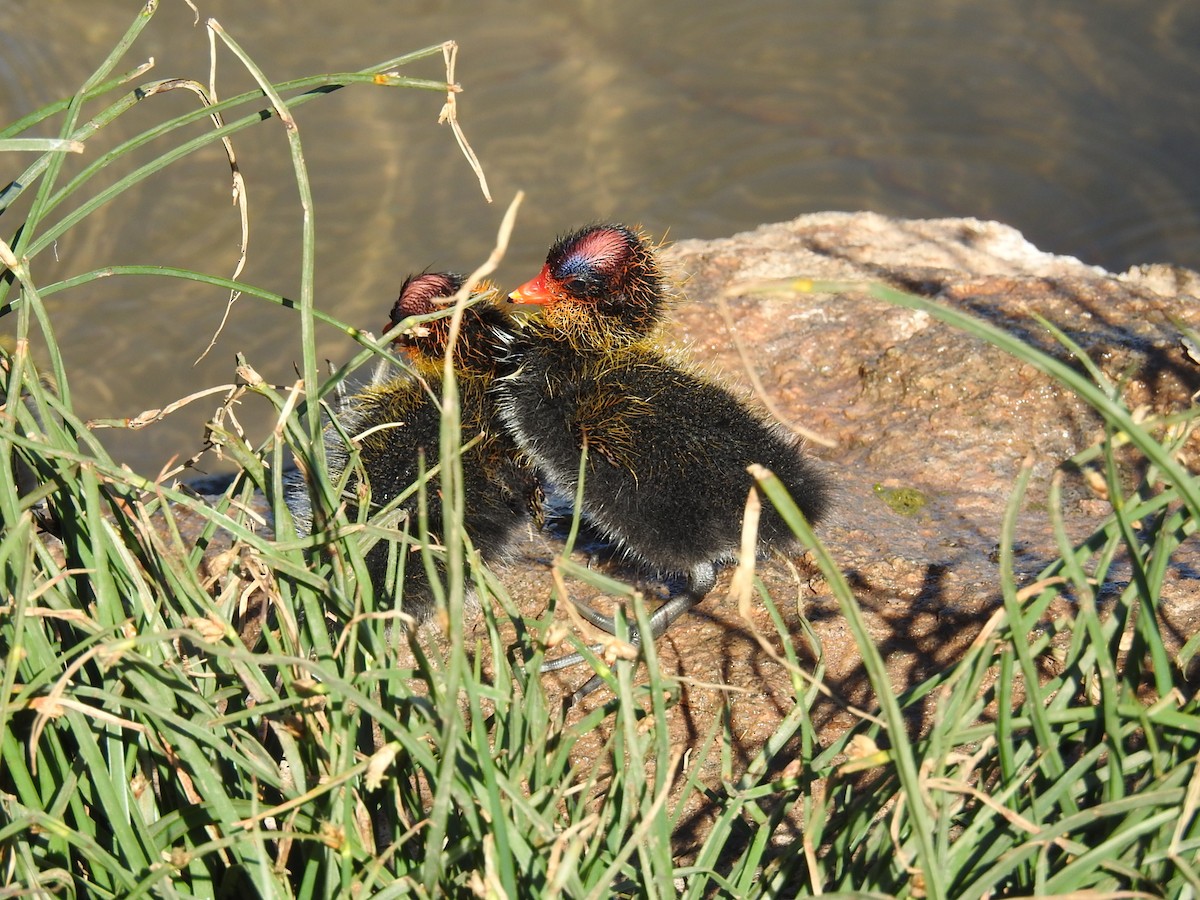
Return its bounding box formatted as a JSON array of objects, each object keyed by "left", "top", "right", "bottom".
[
  {"left": 287, "top": 273, "right": 537, "bottom": 623},
  {"left": 498, "top": 224, "right": 829, "bottom": 675}
]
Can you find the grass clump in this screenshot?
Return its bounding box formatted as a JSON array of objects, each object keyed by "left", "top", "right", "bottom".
[{"left": 2, "top": 5, "right": 1200, "bottom": 898}]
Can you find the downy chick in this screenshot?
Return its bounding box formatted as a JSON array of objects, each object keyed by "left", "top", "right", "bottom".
[
  {"left": 287, "top": 273, "right": 537, "bottom": 623},
  {"left": 498, "top": 225, "right": 829, "bottom": 660}
]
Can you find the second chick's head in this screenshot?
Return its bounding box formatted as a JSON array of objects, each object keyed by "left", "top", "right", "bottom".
[{"left": 385, "top": 272, "right": 510, "bottom": 376}]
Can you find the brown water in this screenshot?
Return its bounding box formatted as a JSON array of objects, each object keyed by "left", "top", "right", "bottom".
[{"left": 2, "top": 0, "right": 1198, "bottom": 474}]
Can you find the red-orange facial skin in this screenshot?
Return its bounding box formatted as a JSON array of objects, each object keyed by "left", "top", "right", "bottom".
[
  {"left": 508, "top": 266, "right": 556, "bottom": 306},
  {"left": 510, "top": 265, "right": 615, "bottom": 345}
]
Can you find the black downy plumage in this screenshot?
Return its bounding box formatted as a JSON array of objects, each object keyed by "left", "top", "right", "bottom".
[
  {"left": 496, "top": 225, "right": 829, "bottom": 683},
  {"left": 287, "top": 273, "right": 537, "bottom": 624}
]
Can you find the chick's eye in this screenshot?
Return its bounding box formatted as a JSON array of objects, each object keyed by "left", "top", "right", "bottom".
[
  {"left": 556, "top": 266, "right": 597, "bottom": 294},
  {"left": 555, "top": 254, "right": 597, "bottom": 286}
]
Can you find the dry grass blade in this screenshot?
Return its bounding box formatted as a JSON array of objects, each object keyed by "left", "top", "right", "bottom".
[
  {"left": 126, "top": 74, "right": 249, "bottom": 364},
  {"left": 437, "top": 40, "right": 491, "bottom": 202},
  {"left": 717, "top": 284, "right": 836, "bottom": 448}
]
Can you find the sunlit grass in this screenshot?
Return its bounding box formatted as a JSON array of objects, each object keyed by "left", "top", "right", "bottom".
[{"left": 2, "top": 5, "right": 1199, "bottom": 898}]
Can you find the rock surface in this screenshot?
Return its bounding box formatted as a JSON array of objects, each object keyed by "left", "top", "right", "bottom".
[{"left": 481, "top": 211, "right": 1200, "bottom": 831}]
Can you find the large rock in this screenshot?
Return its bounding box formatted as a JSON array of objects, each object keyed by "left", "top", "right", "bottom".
[{"left": 516, "top": 212, "right": 1200, "bottom": 772}]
